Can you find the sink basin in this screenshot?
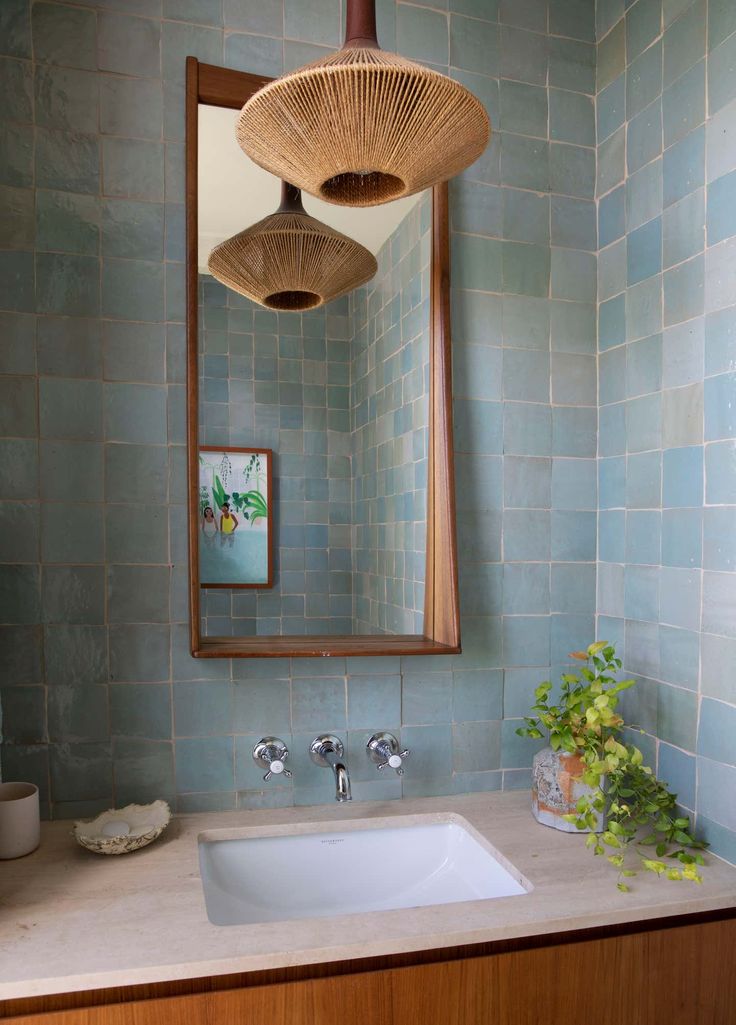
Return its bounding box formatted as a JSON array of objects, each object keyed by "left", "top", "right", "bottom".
[{"left": 198, "top": 815, "right": 528, "bottom": 925}]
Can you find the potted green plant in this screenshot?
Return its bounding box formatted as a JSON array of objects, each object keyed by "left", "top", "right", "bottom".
[{"left": 517, "top": 641, "right": 707, "bottom": 891}]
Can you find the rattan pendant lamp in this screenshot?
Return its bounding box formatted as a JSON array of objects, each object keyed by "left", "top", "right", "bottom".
[
  {"left": 207, "top": 182, "right": 378, "bottom": 311},
  {"left": 236, "top": 0, "right": 490, "bottom": 207}
]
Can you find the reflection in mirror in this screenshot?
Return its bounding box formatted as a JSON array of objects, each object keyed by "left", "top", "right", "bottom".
[{"left": 197, "top": 104, "right": 431, "bottom": 638}]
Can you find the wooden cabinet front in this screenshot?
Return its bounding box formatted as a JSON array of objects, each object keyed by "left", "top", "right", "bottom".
[{"left": 3, "top": 917, "right": 735, "bottom": 1025}]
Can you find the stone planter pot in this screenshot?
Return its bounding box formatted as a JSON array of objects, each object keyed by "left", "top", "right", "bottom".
[{"left": 531, "top": 746, "right": 604, "bottom": 833}]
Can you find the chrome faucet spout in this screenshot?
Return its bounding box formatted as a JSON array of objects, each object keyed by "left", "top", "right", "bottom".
[
  {"left": 309, "top": 735, "right": 352, "bottom": 802},
  {"left": 331, "top": 759, "right": 352, "bottom": 802}
]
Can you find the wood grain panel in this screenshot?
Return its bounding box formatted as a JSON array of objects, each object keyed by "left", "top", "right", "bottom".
[
  {"left": 423, "top": 182, "right": 460, "bottom": 649},
  {"left": 195, "top": 634, "right": 459, "bottom": 657},
  {"left": 390, "top": 919, "right": 736, "bottom": 1025},
  {"left": 2, "top": 971, "right": 392, "bottom": 1025}
]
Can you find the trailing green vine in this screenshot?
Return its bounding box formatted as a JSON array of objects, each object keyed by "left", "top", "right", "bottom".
[{"left": 517, "top": 641, "right": 707, "bottom": 891}]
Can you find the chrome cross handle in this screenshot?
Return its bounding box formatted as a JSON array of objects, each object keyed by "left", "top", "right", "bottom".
[
  {"left": 252, "top": 737, "right": 292, "bottom": 782},
  {"left": 366, "top": 732, "right": 409, "bottom": 775}
]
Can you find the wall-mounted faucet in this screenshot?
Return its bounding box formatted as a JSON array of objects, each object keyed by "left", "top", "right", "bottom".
[
  {"left": 309, "top": 734, "right": 352, "bottom": 802},
  {"left": 252, "top": 737, "right": 292, "bottom": 782},
  {"left": 366, "top": 732, "right": 409, "bottom": 775}
]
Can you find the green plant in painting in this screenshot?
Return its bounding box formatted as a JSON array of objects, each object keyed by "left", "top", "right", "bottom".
[
  {"left": 235, "top": 489, "right": 268, "bottom": 524},
  {"left": 211, "top": 473, "right": 229, "bottom": 511},
  {"left": 201, "top": 454, "right": 269, "bottom": 524},
  {"left": 517, "top": 641, "right": 707, "bottom": 890}
]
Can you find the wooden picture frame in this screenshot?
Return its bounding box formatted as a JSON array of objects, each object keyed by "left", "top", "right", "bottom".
[
  {"left": 198, "top": 446, "right": 274, "bottom": 589},
  {"left": 186, "top": 57, "right": 461, "bottom": 658}
]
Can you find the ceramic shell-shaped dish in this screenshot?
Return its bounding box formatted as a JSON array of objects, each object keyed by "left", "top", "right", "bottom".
[{"left": 74, "top": 801, "right": 171, "bottom": 855}]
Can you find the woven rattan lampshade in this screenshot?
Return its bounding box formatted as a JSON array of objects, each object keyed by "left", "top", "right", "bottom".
[
  {"left": 207, "top": 182, "right": 377, "bottom": 311},
  {"left": 236, "top": 0, "right": 490, "bottom": 207}
]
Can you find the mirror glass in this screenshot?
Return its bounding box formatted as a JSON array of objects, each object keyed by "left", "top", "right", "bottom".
[{"left": 197, "top": 103, "right": 431, "bottom": 638}]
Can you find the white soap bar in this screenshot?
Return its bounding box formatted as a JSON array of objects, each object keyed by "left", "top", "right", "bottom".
[{"left": 101, "top": 820, "right": 130, "bottom": 838}]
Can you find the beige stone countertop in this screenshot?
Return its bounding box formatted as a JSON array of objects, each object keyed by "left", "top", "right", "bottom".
[{"left": 1, "top": 791, "right": 735, "bottom": 1000}]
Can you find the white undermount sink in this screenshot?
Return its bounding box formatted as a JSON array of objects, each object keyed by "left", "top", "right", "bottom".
[{"left": 198, "top": 815, "right": 528, "bottom": 926}]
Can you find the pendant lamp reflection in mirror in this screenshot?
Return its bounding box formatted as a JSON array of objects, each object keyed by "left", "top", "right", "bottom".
[
  {"left": 236, "top": 0, "right": 490, "bottom": 208},
  {"left": 207, "top": 182, "right": 378, "bottom": 312}
]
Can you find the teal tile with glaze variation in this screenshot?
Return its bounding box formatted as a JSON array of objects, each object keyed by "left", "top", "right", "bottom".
[
  {"left": 110, "top": 684, "right": 172, "bottom": 740},
  {"left": 548, "top": 37, "right": 595, "bottom": 95},
  {"left": 709, "top": 30, "right": 736, "bottom": 116},
  {"left": 657, "top": 742, "right": 695, "bottom": 808},
  {"left": 453, "top": 721, "right": 502, "bottom": 772},
  {"left": 36, "top": 253, "right": 99, "bottom": 317},
  {"left": 499, "top": 80, "right": 547, "bottom": 138},
  {"left": 0, "top": 0, "right": 31, "bottom": 60},
  {"left": 104, "top": 383, "right": 168, "bottom": 444},
  {"left": 102, "top": 258, "right": 165, "bottom": 322},
  {"left": 115, "top": 738, "right": 175, "bottom": 804},
  {"left": 34, "top": 66, "right": 98, "bottom": 134},
  {"left": 703, "top": 507, "right": 736, "bottom": 571},
  {"left": 40, "top": 441, "right": 103, "bottom": 503},
  {"left": 398, "top": 4, "right": 448, "bottom": 65},
  {"left": 285, "top": 0, "right": 339, "bottom": 46},
  {"left": 50, "top": 743, "right": 112, "bottom": 803},
  {"left": 100, "top": 77, "right": 163, "bottom": 140},
  {"left": 662, "top": 187, "right": 704, "bottom": 268},
  {"left": 225, "top": 32, "right": 283, "bottom": 76},
  {"left": 39, "top": 378, "right": 102, "bottom": 441},
  {"left": 107, "top": 565, "right": 170, "bottom": 624},
  {"left": 657, "top": 682, "right": 697, "bottom": 751},
  {"left": 502, "top": 563, "right": 550, "bottom": 615},
  {"left": 663, "top": 0, "right": 705, "bottom": 88},
  {"left": 627, "top": 99, "right": 663, "bottom": 174},
  {"left": 626, "top": 40, "right": 662, "bottom": 121},
  {"left": 32, "top": 3, "right": 96, "bottom": 69},
  {"left": 663, "top": 60, "right": 705, "bottom": 149},
  {"left": 0, "top": 251, "right": 34, "bottom": 312},
  {"left": 102, "top": 138, "right": 164, "bottom": 201},
  {"left": 549, "top": 0, "right": 595, "bottom": 42},
  {"left": 35, "top": 128, "right": 99, "bottom": 194},
  {"left": 502, "top": 241, "right": 550, "bottom": 297},
  {"left": 626, "top": 157, "right": 663, "bottom": 232},
  {"left": 36, "top": 189, "right": 99, "bottom": 256},
  {"left": 705, "top": 440, "right": 736, "bottom": 504},
  {"left": 499, "top": 25, "right": 547, "bottom": 87},
  {"left": 549, "top": 142, "right": 595, "bottom": 199},
  {"left": 0, "top": 57, "right": 33, "bottom": 124},
  {"left": 663, "top": 125, "right": 704, "bottom": 207},
  {"left": 626, "top": 0, "right": 662, "bottom": 64}
]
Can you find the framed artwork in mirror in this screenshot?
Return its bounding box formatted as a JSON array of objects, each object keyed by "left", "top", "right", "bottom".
[
  {"left": 186, "top": 57, "right": 461, "bottom": 659},
  {"left": 199, "top": 446, "right": 273, "bottom": 589}
]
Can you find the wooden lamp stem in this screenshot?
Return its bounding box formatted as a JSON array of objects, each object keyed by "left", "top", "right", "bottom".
[
  {"left": 344, "top": 0, "right": 378, "bottom": 48},
  {"left": 277, "top": 181, "right": 305, "bottom": 213}
]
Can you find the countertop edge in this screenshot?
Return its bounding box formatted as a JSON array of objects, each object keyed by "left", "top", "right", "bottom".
[{"left": 2, "top": 894, "right": 735, "bottom": 1002}]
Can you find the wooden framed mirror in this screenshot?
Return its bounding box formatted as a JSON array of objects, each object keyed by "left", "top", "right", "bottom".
[{"left": 186, "top": 58, "right": 460, "bottom": 659}]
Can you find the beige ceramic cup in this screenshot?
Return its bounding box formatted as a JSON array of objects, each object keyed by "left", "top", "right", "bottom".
[{"left": 0, "top": 782, "right": 40, "bottom": 859}]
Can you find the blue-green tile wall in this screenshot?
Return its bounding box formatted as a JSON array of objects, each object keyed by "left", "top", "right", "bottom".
[
  {"left": 0, "top": 0, "right": 600, "bottom": 818},
  {"left": 351, "top": 192, "right": 430, "bottom": 635},
  {"left": 596, "top": 0, "right": 736, "bottom": 864},
  {"left": 197, "top": 274, "right": 355, "bottom": 636}
]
